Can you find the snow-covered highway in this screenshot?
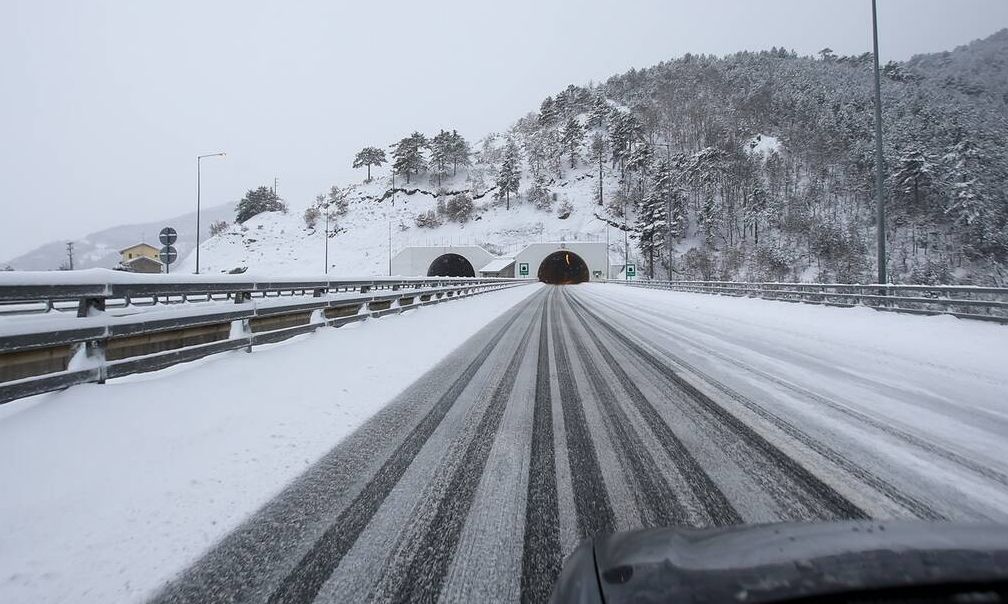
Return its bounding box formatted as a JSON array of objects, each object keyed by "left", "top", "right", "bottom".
[
  {"left": 155, "top": 284, "right": 1008, "bottom": 603},
  {"left": 3, "top": 283, "right": 1008, "bottom": 603}
]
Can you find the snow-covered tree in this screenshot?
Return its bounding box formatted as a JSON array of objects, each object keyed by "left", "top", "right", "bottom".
[
  {"left": 352, "top": 146, "right": 386, "bottom": 181},
  {"left": 235, "top": 186, "right": 286, "bottom": 223},
  {"left": 430, "top": 129, "right": 453, "bottom": 187},
  {"left": 560, "top": 117, "right": 585, "bottom": 168},
  {"left": 392, "top": 132, "right": 428, "bottom": 184},
  {"left": 448, "top": 130, "right": 471, "bottom": 176},
  {"left": 496, "top": 138, "right": 522, "bottom": 210}
]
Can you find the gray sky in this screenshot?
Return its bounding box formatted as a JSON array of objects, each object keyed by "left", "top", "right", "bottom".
[{"left": 2, "top": 0, "right": 1007, "bottom": 262}]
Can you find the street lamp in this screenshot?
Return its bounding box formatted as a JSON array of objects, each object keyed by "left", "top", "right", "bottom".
[
  {"left": 870, "top": 0, "right": 887, "bottom": 289},
  {"left": 195, "top": 152, "right": 226, "bottom": 274}
]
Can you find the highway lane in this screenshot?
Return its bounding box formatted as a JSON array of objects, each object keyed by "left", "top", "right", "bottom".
[{"left": 153, "top": 284, "right": 1004, "bottom": 604}]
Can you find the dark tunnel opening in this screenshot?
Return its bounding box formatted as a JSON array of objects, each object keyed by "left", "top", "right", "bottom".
[
  {"left": 427, "top": 253, "right": 476, "bottom": 277},
  {"left": 538, "top": 250, "right": 590, "bottom": 284}
]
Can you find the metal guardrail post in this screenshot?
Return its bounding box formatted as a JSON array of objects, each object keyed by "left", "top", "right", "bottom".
[{"left": 77, "top": 297, "right": 106, "bottom": 318}]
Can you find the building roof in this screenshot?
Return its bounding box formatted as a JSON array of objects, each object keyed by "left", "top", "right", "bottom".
[
  {"left": 123, "top": 256, "right": 163, "bottom": 268},
  {"left": 119, "top": 242, "right": 160, "bottom": 254},
  {"left": 479, "top": 257, "right": 515, "bottom": 273}
]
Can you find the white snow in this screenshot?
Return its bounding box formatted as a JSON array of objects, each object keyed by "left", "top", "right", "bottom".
[
  {"left": 745, "top": 133, "right": 782, "bottom": 160},
  {"left": 582, "top": 284, "right": 1008, "bottom": 517},
  {"left": 0, "top": 283, "right": 541, "bottom": 604}
]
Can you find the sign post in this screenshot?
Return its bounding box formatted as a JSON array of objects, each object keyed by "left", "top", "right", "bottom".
[
  {"left": 625, "top": 263, "right": 636, "bottom": 280},
  {"left": 158, "top": 227, "right": 178, "bottom": 274},
  {"left": 518, "top": 262, "right": 529, "bottom": 277}
]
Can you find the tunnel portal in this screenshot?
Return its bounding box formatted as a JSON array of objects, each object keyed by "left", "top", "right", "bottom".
[
  {"left": 427, "top": 253, "right": 476, "bottom": 277},
  {"left": 538, "top": 251, "right": 589, "bottom": 284}
]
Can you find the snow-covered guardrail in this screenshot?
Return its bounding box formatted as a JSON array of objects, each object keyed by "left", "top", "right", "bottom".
[
  {"left": 0, "top": 275, "right": 533, "bottom": 405},
  {"left": 607, "top": 279, "right": 1008, "bottom": 324}
]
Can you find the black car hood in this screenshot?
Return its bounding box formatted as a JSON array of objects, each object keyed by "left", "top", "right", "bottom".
[{"left": 552, "top": 521, "right": 1008, "bottom": 604}]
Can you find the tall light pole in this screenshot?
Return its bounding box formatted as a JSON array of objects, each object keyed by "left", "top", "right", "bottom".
[
  {"left": 196, "top": 152, "right": 226, "bottom": 274},
  {"left": 871, "top": 0, "right": 887, "bottom": 287},
  {"left": 324, "top": 200, "right": 330, "bottom": 275}
]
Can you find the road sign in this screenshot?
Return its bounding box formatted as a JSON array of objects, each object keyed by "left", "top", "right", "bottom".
[
  {"left": 159, "top": 245, "right": 178, "bottom": 266},
  {"left": 625, "top": 263, "right": 637, "bottom": 278},
  {"left": 159, "top": 226, "right": 178, "bottom": 246},
  {"left": 518, "top": 262, "right": 529, "bottom": 276}
]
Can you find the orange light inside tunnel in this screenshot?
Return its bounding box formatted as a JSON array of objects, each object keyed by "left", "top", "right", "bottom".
[{"left": 565, "top": 253, "right": 570, "bottom": 265}]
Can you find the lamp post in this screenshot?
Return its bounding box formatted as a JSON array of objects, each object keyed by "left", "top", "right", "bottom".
[
  {"left": 195, "top": 152, "right": 226, "bottom": 274},
  {"left": 324, "top": 200, "right": 330, "bottom": 275},
  {"left": 871, "top": 0, "right": 887, "bottom": 289}
]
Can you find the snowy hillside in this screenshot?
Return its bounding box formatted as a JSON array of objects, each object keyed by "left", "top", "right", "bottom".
[
  {"left": 193, "top": 29, "right": 1008, "bottom": 285},
  {"left": 189, "top": 153, "right": 625, "bottom": 276},
  {"left": 4, "top": 202, "right": 236, "bottom": 271}
]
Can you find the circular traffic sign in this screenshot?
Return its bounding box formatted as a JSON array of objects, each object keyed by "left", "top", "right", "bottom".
[
  {"left": 159, "top": 226, "right": 178, "bottom": 246},
  {"left": 159, "top": 245, "right": 178, "bottom": 265}
]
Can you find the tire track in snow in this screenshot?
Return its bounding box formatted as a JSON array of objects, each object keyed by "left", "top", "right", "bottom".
[
  {"left": 561, "top": 289, "right": 742, "bottom": 527},
  {"left": 549, "top": 290, "right": 617, "bottom": 539},
  {"left": 266, "top": 296, "right": 536, "bottom": 604},
  {"left": 567, "top": 292, "right": 868, "bottom": 521},
  {"left": 557, "top": 292, "right": 689, "bottom": 528},
  {"left": 519, "top": 297, "right": 562, "bottom": 604},
  {"left": 587, "top": 291, "right": 1008, "bottom": 490},
  {"left": 385, "top": 307, "right": 537, "bottom": 603}
]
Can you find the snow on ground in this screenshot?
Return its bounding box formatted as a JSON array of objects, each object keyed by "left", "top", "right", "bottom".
[
  {"left": 582, "top": 283, "right": 1008, "bottom": 514},
  {"left": 0, "top": 283, "right": 541, "bottom": 604},
  {"left": 190, "top": 158, "right": 625, "bottom": 277},
  {"left": 745, "top": 133, "right": 782, "bottom": 160}
]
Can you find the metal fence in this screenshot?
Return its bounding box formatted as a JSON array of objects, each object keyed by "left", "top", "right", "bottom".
[
  {"left": 606, "top": 279, "right": 1008, "bottom": 324},
  {"left": 0, "top": 276, "right": 531, "bottom": 405}
]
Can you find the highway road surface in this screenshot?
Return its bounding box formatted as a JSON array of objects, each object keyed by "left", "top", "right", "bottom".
[{"left": 153, "top": 284, "right": 1008, "bottom": 603}]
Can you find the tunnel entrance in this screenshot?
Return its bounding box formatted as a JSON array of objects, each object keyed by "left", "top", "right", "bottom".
[
  {"left": 538, "top": 250, "right": 590, "bottom": 284},
  {"left": 427, "top": 253, "right": 475, "bottom": 277}
]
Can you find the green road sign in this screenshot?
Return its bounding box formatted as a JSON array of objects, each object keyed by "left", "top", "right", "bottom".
[
  {"left": 626, "top": 263, "right": 637, "bottom": 277},
  {"left": 519, "top": 262, "right": 529, "bottom": 276}
]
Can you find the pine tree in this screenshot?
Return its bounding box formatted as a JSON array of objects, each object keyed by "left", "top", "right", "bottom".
[
  {"left": 591, "top": 133, "right": 609, "bottom": 205},
  {"left": 588, "top": 94, "right": 608, "bottom": 128},
  {"left": 392, "top": 132, "right": 428, "bottom": 184},
  {"left": 560, "top": 117, "right": 585, "bottom": 168},
  {"left": 352, "top": 146, "right": 387, "bottom": 181},
  {"left": 430, "top": 129, "right": 453, "bottom": 187},
  {"left": 235, "top": 186, "right": 286, "bottom": 223},
  {"left": 496, "top": 138, "right": 521, "bottom": 210},
  {"left": 539, "top": 96, "right": 559, "bottom": 127},
  {"left": 448, "top": 130, "right": 471, "bottom": 176}
]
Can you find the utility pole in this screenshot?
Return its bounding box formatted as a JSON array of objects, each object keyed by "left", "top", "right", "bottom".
[
  {"left": 871, "top": 0, "right": 887, "bottom": 289},
  {"left": 65, "top": 242, "right": 74, "bottom": 270},
  {"left": 388, "top": 220, "right": 392, "bottom": 276},
  {"left": 324, "top": 200, "right": 330, "bottom": 275},
  {"left": 273, "top": 176, "right": 278, "bottom": 198}
]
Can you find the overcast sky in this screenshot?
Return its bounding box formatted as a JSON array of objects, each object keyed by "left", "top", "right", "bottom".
[{"left": 2, "top": 0, "right": 1007, "bottom": 262}]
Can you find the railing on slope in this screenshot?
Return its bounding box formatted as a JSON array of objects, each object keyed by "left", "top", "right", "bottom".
[
  {"left": 0, "top": 276, "right": 532, "bottom": 405},
  {"left": 606, "top": 279, "right": 1008, "bottom": 324}
]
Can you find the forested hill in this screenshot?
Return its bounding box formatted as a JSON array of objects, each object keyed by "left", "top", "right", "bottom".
[
  {"left": 203, "top": 29, "right": 1008, "bottom": 286},
  {"left": 560, "top": 29, "right": 1008, "bottom": 285}
]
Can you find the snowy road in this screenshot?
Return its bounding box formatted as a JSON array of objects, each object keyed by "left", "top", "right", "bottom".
[{"left": 153, "top": 284, "right": 1008, "bottom": 603}]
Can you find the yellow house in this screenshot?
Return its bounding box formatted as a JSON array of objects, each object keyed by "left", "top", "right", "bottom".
[{"left": 119, "top": 243, "right": 163, "bottom": 273}]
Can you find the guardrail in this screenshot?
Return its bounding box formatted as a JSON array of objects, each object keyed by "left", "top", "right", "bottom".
[
  {"left": 0, "top": 276, "right": 532, "bottom": 405},
  {"left": 606, "top": 279, "right": 1008, "bottom": 324}
]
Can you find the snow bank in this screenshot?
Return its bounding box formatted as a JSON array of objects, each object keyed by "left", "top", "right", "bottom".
[{"left": 0, "top": 283, "right": 541, "bottom": 604}]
